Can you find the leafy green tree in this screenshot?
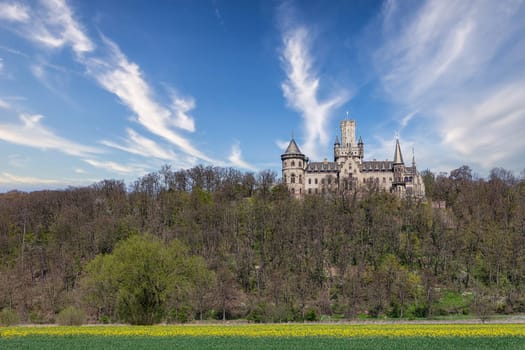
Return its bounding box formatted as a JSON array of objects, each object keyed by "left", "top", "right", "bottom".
[{"left": 82, "top": 234, "right": 213, "bottom": 325}]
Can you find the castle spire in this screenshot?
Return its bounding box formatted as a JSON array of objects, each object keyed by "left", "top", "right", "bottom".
[
  {"left": 393, "top": 139, "right": 404, "bottom": 164},
  {"left": 412, "top": 147, "right": 416, "bottom": 167},
  {"left": 334, "top": 135, "right": 340, "bottom": 145}
]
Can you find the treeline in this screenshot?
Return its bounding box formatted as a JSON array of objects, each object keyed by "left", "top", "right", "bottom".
[{"left": 0, "top": 164, "right": 524, "bottom": 324}]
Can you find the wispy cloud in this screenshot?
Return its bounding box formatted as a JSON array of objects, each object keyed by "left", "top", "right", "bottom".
[
  {"left": 375, "top": 0, "right": 525, "bottom": 173},
  {"left": 32, "top": 0, "right": 94, "bottom": 55},
  {"left": 279, "top": 12, "right": 349, "bottom": 159},
  {"left": 228, "top": 141, "right": 256, "bottom": 171},
  {"left": 0, "top": 2, "right": 29, "bottom": 22},
  {"left": 83, "top": 159, "right": 144, "bottom": 174},
  {"left": 84, "top": 37, "right": 213, "bottom": 163},
  {"left": 1, "top": 0, "right": 218, "bottom": 170},
  {"left": 0, "top": 172, "right": 60, "bottom": 185},
  {"left": 0, "top": 114, "right": 101, "bottom": 156},
  {"left": 0, "top": 97, "right": 9, "bottom": 109},
  {"left": 101, "top": 128, "right": 177, "bottom": 161}
]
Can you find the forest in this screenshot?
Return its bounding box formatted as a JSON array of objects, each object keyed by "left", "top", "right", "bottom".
[{"left": 0, "top": 164, "right": 524, "bottom": 324}]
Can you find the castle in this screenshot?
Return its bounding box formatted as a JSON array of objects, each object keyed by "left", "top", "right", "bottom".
[{"left": 281, "top": 118, "right": 425, "bottom": 198}]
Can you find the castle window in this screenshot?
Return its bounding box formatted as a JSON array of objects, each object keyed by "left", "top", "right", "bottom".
[
  {"left": 284, "top": 175, "right": 287, "bottom": 183},
  {"left": 315, "top": 188, "right": 318, "bottom": 194},
  {"left": 389, "top": 177, "right": 392, "bottom": 182},
  {"left": 308, "top": 189, "right": 312, "bottom": 194},
  {"left": 383, "top": 177, "right": 386, "bottom": 183},
  {"left": 328, "top": 178, "right": 331, "bottom": 184},
  {"left": 321, "top": 179, "right": 325, "bottom": 184},
  {"left": 291, "top": 174, "right": 296, "bottom": 183},
  {"left": 308, "top": 178, "right": 311, "bottom": 185},
  {"left": 299, "top": 175, "right": 302, "bottom": 184},
  {"left": 315, "top": 179, "right": 318, "bottom": 185},
  {"left": 299, "top": 161, "right": 302, "bottom": 167},
  {"left": 291, "top": 160, "right": 295, "bottom": 167}
]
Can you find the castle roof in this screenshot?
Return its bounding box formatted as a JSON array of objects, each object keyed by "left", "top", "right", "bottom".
[
  {"left": 283, "top": 138, "right": 303, "bottom": 155},
  {"left": 393, "top": 139, "right": 404, "bottom": 164},
  {"left": 361, "top": 160, "right": 393, "bottom": 172},
  {"left": 306, "top": 161, "right": 338, "bottom": 173}
]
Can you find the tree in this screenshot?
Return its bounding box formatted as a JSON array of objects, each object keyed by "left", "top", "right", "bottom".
[{"left": 82, "top": 234, "right": 213, "bottom": 325}]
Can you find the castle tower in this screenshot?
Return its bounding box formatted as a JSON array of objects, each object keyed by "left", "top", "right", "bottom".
[
  {"left": 340, "top": 120, "right": 356, "bottom": 152},
  {"left": 281, "top": 138, "right": 307, "bottom": 196},
  {"left": 358, "top": 136, "right": 364, "bottom": 160},
  {"left": 392, "top": 139, "right": 406, "bottom": 194}
]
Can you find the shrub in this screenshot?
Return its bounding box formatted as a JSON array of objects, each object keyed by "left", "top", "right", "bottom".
[
  {"left": 304, "top": 308, "right": 319, "bottom": 322},
  {"left": 56, "top": 306, "right": 86, "bottom": 326},
  {"left": 0, "top": 308, "right": 20, "bottom": 326}
]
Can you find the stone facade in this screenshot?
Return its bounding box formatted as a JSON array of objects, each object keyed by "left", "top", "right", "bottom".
[{"left": 281, "top": 119, "right": 425, "bottom": 198}]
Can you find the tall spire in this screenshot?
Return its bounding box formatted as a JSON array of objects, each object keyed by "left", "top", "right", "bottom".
[
  {"left": 412, "top": 147, "right": 416, "bottom": 167},
  {"left": 334, "top": 135, "right": 340, "bottom": 145},
  {"left": 393, "top": 139, "right": 404, "bottom": 164}
]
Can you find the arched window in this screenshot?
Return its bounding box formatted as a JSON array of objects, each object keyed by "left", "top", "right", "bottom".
[
  {"left": 299, "top": 161, "right": 302, "bottom": 167},
  {"left": 291, "top": 173, "right": 296, "bottom": 183},
  {"left": 291, "top": 160, "right": 295, "bottom": 167}
]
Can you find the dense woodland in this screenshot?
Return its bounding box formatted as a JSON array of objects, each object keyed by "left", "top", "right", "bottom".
[{"left": 0, "top": 164, "right": 524, "bottom": 324}]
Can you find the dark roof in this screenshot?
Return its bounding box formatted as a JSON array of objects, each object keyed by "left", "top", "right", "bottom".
[
  {"left": 361, "top": 161, "right": 393, "bottom": 172},
  {"left": 283, "top": 139, "right": 303, "bottom": 155},
  {"left": 393, "top": 139, "right": 404, "bottom": 164},
  {"left": 306, "top": 162, "right": 338, "bottom": 173}
]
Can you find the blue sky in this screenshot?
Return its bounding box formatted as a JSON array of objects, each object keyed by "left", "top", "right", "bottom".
[{"left": 0, "top": 0, "right": 524, "bottom": 191}]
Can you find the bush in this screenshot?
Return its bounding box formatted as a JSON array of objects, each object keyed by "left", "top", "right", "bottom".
[
  {"left": 0, "top": 308, "right": 20, "bottom": 326},
  {"left": 56, "top": 306, "right": 86, "bottom": 326},
  {"left": 304, "top": 308, "right": 319, "bottom": 322}
]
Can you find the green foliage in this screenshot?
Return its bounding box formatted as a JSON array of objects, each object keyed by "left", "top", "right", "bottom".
[
  {"left": 82, "top": 234, "right": 215, "bottom": 325},
  {"left": 304, "top": 308, "right": 319, "bottom": 322},
  {"left": 433, "top": 292, "right": 471, "bottom": 316},
  {"left": 0, "top": 308, "right": 20, "bottom": 326},
  {"left": 56, "top": 306, "right": 86, "bottom": 326},
  {"left": 1, "top": 165, "right": 525, "bottom": 322}
]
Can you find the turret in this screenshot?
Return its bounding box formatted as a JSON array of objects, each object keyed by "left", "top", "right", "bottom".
[
  {"left": 392, "top": 139, "right": 406, "bottom": 193},
  {"left": 281, "top": 138, "right": 307, "bottom": 196},
  {"left": 334, "top": 135, "right": 340, "bottom": 161}
]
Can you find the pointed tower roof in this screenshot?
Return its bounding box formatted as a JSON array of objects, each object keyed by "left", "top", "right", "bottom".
[
  {"left": 281, "top": 138, "right": 306, "bottom": 161},
  {"left": 358, "top": 136, "right": 363, "bottom": 144},
  {"left": 284, "top": 138, "right": 302, "bottom": 154},
  {"left": 334, "top": 135, "right": 340, "bottom": 145},
  {"left": 393, "top": 139, "right": 404, "bottom": 164}
]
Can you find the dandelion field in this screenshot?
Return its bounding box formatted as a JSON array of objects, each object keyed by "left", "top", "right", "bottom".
[{"left": 1, "top": 324, "right": 524, "bottom": 350}]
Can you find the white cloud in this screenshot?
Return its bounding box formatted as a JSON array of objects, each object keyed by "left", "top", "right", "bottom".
[
  {"left": 0, "top": 172, "right": 60, "bottom": 185},
  {"left": 275, "top": 139, "right": 290, "bottom": 151},
  {"left": 375, "top": 0, "right": 525, "bottom": 173},
  {"left": 280, "top": 24, "right": 349, "bottom": 159},
  {"left": 228, "top": 141, "right": 256, "bottom": 171},
  {"left": 0, "top": 2, "right": 29, "bottom": 22},
  {"left": 32, "top": 0, "right": 94, "bottom": 55},
  {"left": 0, "top": 114, "right": 101, "bottom": 156},
  {"left": 101, "top": 128, "right": 177, "bottom": 161},
  {"left": 84, "top": 37, "right": 214, "bottom": 163},
  {"left": 0, "top": 97, "right": 9, "bottom": 109},
  {"left": 170, "top": 95, "right": 196, "bottom": 132},
  {"left": 83, "top": 159, "right": 144, "bottom": 174}
]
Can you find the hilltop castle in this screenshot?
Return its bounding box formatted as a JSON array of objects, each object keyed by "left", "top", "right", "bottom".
[{"left": 281, "top": 118, "right": 425, "bottom": 198}]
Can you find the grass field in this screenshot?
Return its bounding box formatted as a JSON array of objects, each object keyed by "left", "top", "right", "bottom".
[{"left": 1, "top": 324, "right": 524, "bottom": 350}]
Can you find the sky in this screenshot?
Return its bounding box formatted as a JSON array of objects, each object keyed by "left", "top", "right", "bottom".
[{"left": 0, "top": 0, "right": 524, "bottom": 191}]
